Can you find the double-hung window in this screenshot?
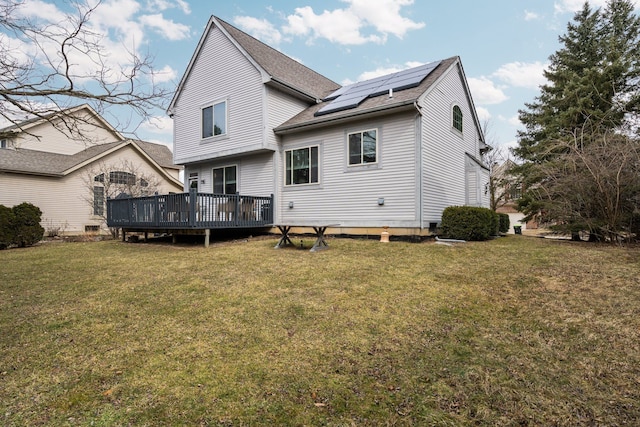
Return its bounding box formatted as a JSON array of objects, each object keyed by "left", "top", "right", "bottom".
[
  {"left": 285, "top": 146, "right": 318, "bottom": 186},
  {"left": 348, "top": 129, "right": 377, "bottom": 165},
  {"left": 213, "top": 165, "right": 237, "bottom": 194},
  {"left": 202, "top": 100, "right": 227, "bottom": 138}
]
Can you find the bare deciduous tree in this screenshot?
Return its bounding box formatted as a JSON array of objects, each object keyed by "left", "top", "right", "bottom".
[
  {"left": 527, "top": 130, "right": 640, "bottom": 242},
  {"left": 83, "top": 159, "right": 161, "bottom": 236},
  {"left": 0, "top": 0, "right": 172, "bottom": 140}
]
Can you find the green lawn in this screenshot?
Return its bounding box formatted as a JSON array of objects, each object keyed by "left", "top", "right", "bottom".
[{"left": 1, "top": 235, "right": 639, "bottom": 426}]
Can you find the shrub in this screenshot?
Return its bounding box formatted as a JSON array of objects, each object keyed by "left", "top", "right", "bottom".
[
  {"left": 441, "top": 206, "right": 499, "bottom": 241},
  {"left": 12, "top": 202, "right": 45, "bottom": 247},
  {"left": 498, "top": 213, "right": 510, "bottom": 234},
  {"left": 0, "top": 205, "right": 16, "bottom": 249}
]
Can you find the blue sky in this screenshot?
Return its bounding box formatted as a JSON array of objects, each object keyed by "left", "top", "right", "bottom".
[{"left": 8, "top": 0, "right": 627, "bottom": 153}]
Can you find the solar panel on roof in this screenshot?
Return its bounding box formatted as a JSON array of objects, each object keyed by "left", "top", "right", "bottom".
[{"left": 315, "top": 60, "right": 442, "bottom": 117}]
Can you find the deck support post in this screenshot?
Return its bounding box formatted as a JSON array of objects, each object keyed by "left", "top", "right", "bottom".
[
  {"left": 172, "top": 234, "right": 177, "bottom": 244},
  {"left": 144, "top": 232, "right": 148, "bottom": 242},
  {"left": 122, "top": 230, "right": 126, "bottom": 242},
  {"left": 204, "top": 229, "right": 210, "bottom": 248}
]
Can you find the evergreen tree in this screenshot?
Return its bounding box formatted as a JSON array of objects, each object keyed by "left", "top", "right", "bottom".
[{"left": 513, "top": 0, "right": 640, "bottom": 241}]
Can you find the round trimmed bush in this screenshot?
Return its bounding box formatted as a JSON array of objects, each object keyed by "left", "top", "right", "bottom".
[{"left": 441, "top": 206, "right": 499, "bottom": 241}]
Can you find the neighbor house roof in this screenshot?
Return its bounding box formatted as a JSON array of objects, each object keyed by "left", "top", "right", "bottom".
[
  {"left": 0, "top": 140, "right": 181, "bottom": 184},
  {"left": 0, "top": 104, "right": 124, "bottom": 140},
  {"left": 169, "top": 16, "right": 340, "bottom": 111},
  {"left": 274, "top": 57, "right": 460, "bottom": 134}
]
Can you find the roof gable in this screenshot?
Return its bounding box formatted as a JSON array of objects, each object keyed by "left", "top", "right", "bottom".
[
  {"left": 169, "top": 16, "right": 339, "bottom": 111},
  {"left": 0, "top": 104, "right": 124, "bottom": 141}
]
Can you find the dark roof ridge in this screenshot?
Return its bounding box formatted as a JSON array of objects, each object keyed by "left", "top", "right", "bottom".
[{"left": 214, "top": 16, "right": 340, "bottom": 100}]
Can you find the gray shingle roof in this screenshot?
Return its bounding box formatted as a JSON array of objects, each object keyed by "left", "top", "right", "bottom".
[
  {"left": 0, "top": 140, "right": 178, "bottom": 176},
  {"left": 275, "top": 57, "right": 459, "bottom": 134},
  {"left": 215, "top": 17, "right": 340, "bottom": 100}
]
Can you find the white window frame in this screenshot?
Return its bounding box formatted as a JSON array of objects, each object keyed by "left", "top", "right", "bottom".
[
  {"left": 284, "top": 145, "right": 320, "bottom": 186},
  {"left": 201, "top": 98, "right": 228, "bottom": 140},
  {"left": 452, "top": 105, "right": 463, "bottom": 134},
  {"left": 188, "top": 172, "right": 199, "bottom": 190},
  {"left": 347, "top": 128, "right": 378, "bottom": 167}
]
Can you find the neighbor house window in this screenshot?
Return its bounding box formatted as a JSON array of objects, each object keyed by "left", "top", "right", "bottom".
[
  {"left": 93, "top": 186, "right": 104, "bottom": 216},
  {"left": 453, "top": 105, "right": 463, "bottom": 132},
  {"left": 348, "top": 129, "right": 377, "bottom": 165},
  {"left": 213, "top": 165, "right": 237, "bottom": 194},
  {"left": 202, "top": 100, "right": 227, "bottom": 138},
  {"left": 109, "top": 171, "right": 136, "bottom": 185},
  {"left": 285, "top": 146, "right": 319, "bottom": 185}
]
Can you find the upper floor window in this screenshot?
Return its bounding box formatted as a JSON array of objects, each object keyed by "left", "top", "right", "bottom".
[
  {"left": 348, "top": 129, "right": 377, "bottom": 165},
  {"left": 453, "top": 105, "right": 463, "bottom": 133},
  {"left": 0, "top": 139, "right": 8, "bottom": 149},
  {"left": 202, "top": 100, "right": 227, "bottom": 138},
  {"left": 285, "top": 146, "right": 318, "bottom": 186},
  {"left": 109, "top": 171, "right": 136, "bottom": 185}
]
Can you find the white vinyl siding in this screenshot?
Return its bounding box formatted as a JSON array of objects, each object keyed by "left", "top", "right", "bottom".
[
  {"left": 266, "top": 87, "right": 309, "bottom": 149},
  {"left": 183, "top": 152, "right": 274, "bottom": 197},
  {"left": 421, "top": 63, "right": 485, "bottom": 224},
  {"left": 278, "top": 113, "right": 418, "bottom": 227},
  {"left": 172, "top": 24, "right": 265, "bottom": 165}
]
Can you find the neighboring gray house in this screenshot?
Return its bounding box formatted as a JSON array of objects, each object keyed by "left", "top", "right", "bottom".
[{"left": 168, "top": 16, "right": 489, "bottom": 236}]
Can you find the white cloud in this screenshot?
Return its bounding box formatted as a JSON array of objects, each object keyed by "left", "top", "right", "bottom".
[
  {"left": 9, "top": 0, "right": 191, "bottom": 86},
  {"left": 139, "top": 13, "right": 190, "bottom": 40},
  {"left": 234, "top": 16, "right": 283, "bottom": 46},
  {"left": 152, "top": 65, "right": 177, "bottom": 83},
  {"left": 346, "top": 0, "right": 425, "bottom": 38},
  {"left": 508, "top": 115, "right": 522, "bottom": 127},
  {"left": 140, "top": 115, "right": 173, "bottom": 135},
  {"left": 524, "top": 10, "right": 540, "bottom": 21},
  {"left": 145, "top": 0, "right": 191, "bottom": 14},
  {"left": 284, "top": 6, "right": 383, "bottom": 45},
  {"left": 475, "top": 106, "right": 492, "bottom": 122},
  {"left": 355, "top": 61, "right": 424, "bottom": 81},
  {"left": 16, "top": 0, "right": 66, "bottom": 22},
  {"left": 554, "top": 0, "right": 608, "bottom": 14},
  {"left": 468, "top": 77, "right": 509, "bottom": 105},
  {"left": 492, "top": 61, "right": 548, "bottom": 90},
  {"left": 283, "top": 0, "right": 424, "bottom": 45}
]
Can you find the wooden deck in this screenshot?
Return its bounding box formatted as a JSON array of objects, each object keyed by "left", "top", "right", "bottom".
[{"left": 106, "top": 190, "right": 273, "bottom": 245}]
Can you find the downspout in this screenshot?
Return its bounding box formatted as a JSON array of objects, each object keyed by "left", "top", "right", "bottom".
[{"left": 414, "top": 100, "right": 424, "bottom": 230}]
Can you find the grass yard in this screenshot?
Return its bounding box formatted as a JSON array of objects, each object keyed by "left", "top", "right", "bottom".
[{"left": 0, "top": 235, "right": 639, "bottom": 426}]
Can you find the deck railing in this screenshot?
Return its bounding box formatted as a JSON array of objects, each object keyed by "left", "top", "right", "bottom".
[{"left": 107, "top": 189, "right": 273, "bottom": 229}]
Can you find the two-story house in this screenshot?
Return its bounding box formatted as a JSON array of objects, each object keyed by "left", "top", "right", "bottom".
[
  {"left": 0, "top": 104, "right": 183, "bottom": 236},
  {"left": 167, "top": 16, "right": 489, "bottom": 237}
]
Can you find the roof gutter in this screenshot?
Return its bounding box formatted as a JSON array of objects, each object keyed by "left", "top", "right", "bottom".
[{"left": 274, "top": 101, "right": 416, "bottom": 135}]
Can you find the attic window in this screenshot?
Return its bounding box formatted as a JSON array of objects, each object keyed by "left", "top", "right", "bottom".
[
  {"left": 202, "top": 100, "right": 227, "bottom": 138},
  {"left": 453, "top": 105, "right": 463, "bottom": 133},
  {"left": 0, "top": 139, "right": 8, "bottom": 149}
]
